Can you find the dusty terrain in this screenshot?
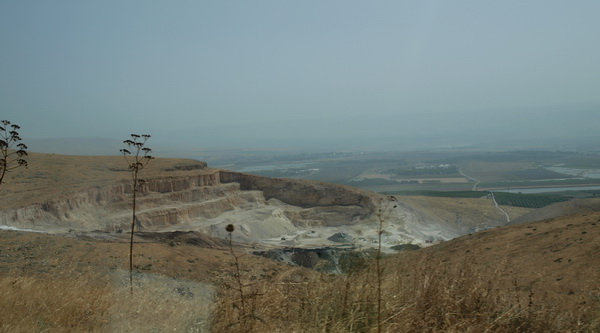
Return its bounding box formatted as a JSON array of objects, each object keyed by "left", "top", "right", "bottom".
[
  {"left": 212, "top": 206, "right": 600, "bottom": 332},
  {"left": 0, "top": 153, "right": 533, "bottom": 250},
  {"left": 2, "top": 153, "right": 600, "bottom": 331},
  {"left": 3, "top": 200, "right": 600, "bottom": 331},
  {"left": 0, "top": 229, "right": 294, "bottom": 332}
]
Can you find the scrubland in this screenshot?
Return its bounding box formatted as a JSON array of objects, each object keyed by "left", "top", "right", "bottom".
[
  {"left": 212, "top": 212, "right": 600, "bottom": 332},
  {"left": 2, "top": 207, "right": 600, "bottom": 332},
  {"left": 0, "top": 269, "right": 211, "bottom": 332},
  {"left": 2, "top": 151, "right": 600, "bottom": 332}
]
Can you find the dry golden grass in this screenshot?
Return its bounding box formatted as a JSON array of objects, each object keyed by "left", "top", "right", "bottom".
[
  {"left": 0, "top": 268, "right": 212, "bottom": 332},
  {"left": 212, "top": 258, "right": 600, "bottom": 333},
  {"left": 211, "top": 210, "right": 600, "bottom": 332},
  {"left": 0, "top": 152, "right": 210, "bottom": 208},
  {"left": 399, "top": 195, "right": 534, "bottom": 229},
  {"left": 0, "top": 229, "right": 289, "bottom": 332},
  {"left": 0, "top": 272, "right": 110, "bottom": 332},
  {"left": 0, "top": 272, "right": 213, "bottom": 332},
  {"left": 2, "top": 211, "right": 600, "bottom": 333},
  {"left": 2, "top": 153, "right": 600, "bottom": 332}
]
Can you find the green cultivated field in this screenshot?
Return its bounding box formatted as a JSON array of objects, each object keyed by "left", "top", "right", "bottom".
[
  {"left": 478, "top": 178, "right": 600, "bottom": 190},
  {"left": 390, "top": 190, "right": 575, "bottom": 208},
  {"left": 391, "top": 190, "right": 488, "bottom": 198},
  {"left": 492, "top": 192, "right": 569, "bottom": 208},
  {"left": 219, "top": 149, "right": 600, "bottom": 196}
]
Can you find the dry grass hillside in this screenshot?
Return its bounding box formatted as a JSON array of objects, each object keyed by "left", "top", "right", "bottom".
[
  {"left": 397, "top": 195, "right": 534, "bottom": 233},
  {"left": 2, "top": 205, "right": 600, "bottom": 332},
  {"left": 211, "top": 208, "right": 600, "bottom": 332},
  {"left": 1, "top": 152, "right": 600, "bottom": 332},
  {"left": 0, "top": 229, "right": 295, "bottom": 332}
]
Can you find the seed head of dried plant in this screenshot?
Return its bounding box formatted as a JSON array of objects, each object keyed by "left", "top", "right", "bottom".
[
  {"left": 0, "top": 120, "right": 28, "bottom": 188},
  {"left": 226, "top": 224, "right": 247, "bottom": 318}
]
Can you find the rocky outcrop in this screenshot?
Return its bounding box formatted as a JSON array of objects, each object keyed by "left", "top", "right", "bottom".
[
  {"left": 0, "top": 170, "right": 384, "bottom": 234},
  {"left": 0, "top": 170, "right": 455, "bottom": 246},
  {"left": 218, "top": 171, "right": 382, "bottom": 228},
  {"left": 219, "top": 171, "right": 377, "bottom": 209},
  {"left": 253, "top": 247, "right": 377, "bottom": 274},
  {"left": 0, "top": 172, "right": 226, "bottom": 231}
]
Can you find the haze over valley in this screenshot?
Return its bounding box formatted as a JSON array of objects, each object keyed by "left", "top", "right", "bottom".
[{"left": 2, "top": 1, "right": 600, "bottom": 331}]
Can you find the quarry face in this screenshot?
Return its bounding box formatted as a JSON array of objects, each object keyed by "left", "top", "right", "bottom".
[{"left": 0, "top": 170, "right": 458, "bottom": 251}]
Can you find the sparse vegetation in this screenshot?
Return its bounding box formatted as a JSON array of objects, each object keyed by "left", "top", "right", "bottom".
[
  {"left": 210, "top": 243, "right": 600, "bottom": 332},
  {"left": 120, "top": 134, "right": 153, "bottom": 291},
  {"left": 2, "top": 149, "right": 600, "bottom": 332},
  {"left": 4, "top": 234, "right": 599, "bottom": 333},
  {"left": 225, "top": 224, "right": 249, "bottom": 328},
  {"left": 0, "top": 270, "right": 210, "bottom": 332}
]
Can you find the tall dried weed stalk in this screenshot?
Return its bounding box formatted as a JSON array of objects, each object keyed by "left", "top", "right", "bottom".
[
  {"left": 0, "top": 120, "right": 27, "bottom": 188},
  {"left": 120, "top": 133, "right": 153, "bottom": 291},
  {"left": 222, "top": 224, "right": 266, "bottom": 332},
  {"left": 374, "top": 195, "right": 398, "bottom": 333},
  {"left": 226, "top": 224, "right": 247, "bottom": 318}
]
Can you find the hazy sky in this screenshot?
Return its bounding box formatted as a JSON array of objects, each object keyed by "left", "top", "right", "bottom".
[{"left": 1, "top": 1, "right": 599, "bottom": 152}]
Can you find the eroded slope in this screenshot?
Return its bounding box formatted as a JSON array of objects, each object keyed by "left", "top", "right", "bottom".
[{"left": 0, "top": 153, "right": 513, "bottom": 248}]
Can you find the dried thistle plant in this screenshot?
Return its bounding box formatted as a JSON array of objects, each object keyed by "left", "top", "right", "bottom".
[
  {"left": 0, "top": 120, "right": 28, "bottom": 187},
  {"left": 226, "top": 224, "right": 247, "bottom": 318},
  {"left": 120, "top": 133, "right": 153, "bottom": 291}
]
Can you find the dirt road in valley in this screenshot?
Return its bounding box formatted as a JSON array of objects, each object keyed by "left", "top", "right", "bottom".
[
  {"left": 490, "top": 191, "right": 511, "bottom": 223},
  {"left": 458, "top": 167, "right": 480, "bottom": 191},
  {"left": 458, "top": 168, "right": 510, "bottom": 223}
]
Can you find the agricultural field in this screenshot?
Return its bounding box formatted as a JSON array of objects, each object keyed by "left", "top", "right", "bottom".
[
  {"left": 390, "top": 190, "right": 573, "bottom": 209},
  {"left": 492, "top": 192, "right": 569, "bottom": 208},
  {"left": 216, "top": 149, "right": 600, "bottom": 195}
]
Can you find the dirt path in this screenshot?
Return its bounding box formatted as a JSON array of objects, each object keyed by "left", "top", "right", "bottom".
[
  {"left": 457, "top": 168, "right": 510, "bottom": 223},
  {"left": 459, "top": 167, "right": 480, "bottom": 190},
  {"left": 490, "top": 192, "right": 511, "bottom": 223}
]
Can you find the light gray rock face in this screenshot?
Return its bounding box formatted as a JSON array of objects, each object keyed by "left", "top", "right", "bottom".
[{"left": 0, "top": 170, "right": 457, "bottom": 246}]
